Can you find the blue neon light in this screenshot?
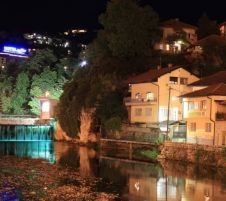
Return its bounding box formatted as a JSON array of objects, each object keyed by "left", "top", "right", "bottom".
[{"left": 3, "top": 46, "right": 28, "bottom": 55}]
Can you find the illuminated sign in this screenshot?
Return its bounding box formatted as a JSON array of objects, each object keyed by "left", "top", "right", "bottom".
[{"left": 3, "top": 46, "right": 28, "bottom": 55}]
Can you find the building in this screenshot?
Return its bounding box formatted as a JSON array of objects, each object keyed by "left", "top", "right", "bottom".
[
  {"left": 155, "top": 19, "right": 197, "bottom": 53},
  {"left": 181, "top": 71, "right": 226, "bottom": 146},
  {"left": 125, "top": 66, "right": 199, "bottom": 131},
  {"left": 189, "top": 34, "right": 226, "bottom": 55},
  {"left": 220, "top": 22, "right": 226, "bottom": 37},
  {"left": 182, "top": 83, "right": 226, "bottom": 146},
  {"left": 0, "top": 44, "right": 30, "bottom": 70}
]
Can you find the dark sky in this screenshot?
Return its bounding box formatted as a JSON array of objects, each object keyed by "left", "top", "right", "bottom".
[{"left": 1, "top": 0, "right": 226, "bottom": 33}]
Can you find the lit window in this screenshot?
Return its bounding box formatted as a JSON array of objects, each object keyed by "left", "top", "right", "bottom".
[
  {"left": 42, "top": 101, "right": 50, "bottom": 112},
  {"left": 200, "top": 100, "right": 207, "bottom": 110},
  {"left": 188, "top": 101, "right": 199, "bottom": 111},
  {"left": 135, "top": 108, "right": 142, "bottom": 116},
  {"left": 159, "top": 108, "right": 168, "bottom": 121},
  {"left": 180, "top": 78, "right": 188, "bottom": 85},
  {"left": 169, "top": 76, "right": 178, "bottom": 84},
  {"left": 205, "top": 123, "right": 211, "bottom": 132},
  {"left": 194, "top": 102, "right": 199, "bottom": 110},
  {"left": 145, "top": 108, "right": 152, "bottom": 116},
  {"left": 190, "top": 122, "right": 196, "bottom": 132},
  {"left": 166, "top": 44, "right": 170, "bottom": 51},
  {"left": 146, "top": 92, "right": 154, "bottom": 101},
  {"left": 135, "top": 93, "right": 142, "bottom": 100}
]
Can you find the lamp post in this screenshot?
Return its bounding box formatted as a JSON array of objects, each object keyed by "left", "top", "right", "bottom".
[{"left": 166, "top": 86, "right": 171, "bottom": 140}]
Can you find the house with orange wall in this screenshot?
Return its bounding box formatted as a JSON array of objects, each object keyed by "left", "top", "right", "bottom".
[{"left": 125, "top": 66, "right": 199, "bottom": 131}]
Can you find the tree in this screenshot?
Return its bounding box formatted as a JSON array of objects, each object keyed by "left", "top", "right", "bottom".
[
  {"left": 57, "top": 0, "right": 161, "bottom": 138},
  {"left": 21, "top": 49, "right": 58, "bottom": 73},
  {"left": 197, "top": 13, "right": 220, "bottom": 39},
  {"left": 98, "top": 0, "right": 161, "bottom": 58},
  {"left": 0, "top": 76, "right": 13, "bottom": 113},
  {"left": 29, "top": 68, "right": 66, "bottom": 115},
  {"left": 11, "top": 72, "right": 30, "bottom": 114},
  {"left": 85, "top": 0, "right": 161, "bottom": 76}
]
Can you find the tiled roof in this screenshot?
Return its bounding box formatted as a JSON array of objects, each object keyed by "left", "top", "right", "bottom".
[
  {"left": 126, "top": 66, "right": 181, "bottom": 84},
  {"left": 190, "top": 71, "right": 226, "bottom": 86},
  {"left": 181, "top": 83, "right": 226, "bottom": 97},
  {"left": 161, "top": 19, "right": 197, "bottom": 30},
  {"left": 195, "top": 34, "right": 226, "bottom": 46}
]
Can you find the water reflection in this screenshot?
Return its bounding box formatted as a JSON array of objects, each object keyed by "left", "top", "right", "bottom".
[
  {"left": 0, "top": 142, "right": 55, "bottom": 163},
  {"left": 0, "top": 142, "right": 226, "bottom": 201},
  {"left": 98, "top": 157, "right": 226, "bottom": 201},
  {"left": 56, "top": 146, "right": 226, "bottom": 201}
]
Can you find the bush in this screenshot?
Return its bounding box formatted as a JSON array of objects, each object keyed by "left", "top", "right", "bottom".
[
  {"left": 140, "top": 148, "right": 159, "bottom": 161},
  {"left": 104, "top": 117, "right": 122, "bottom": 133},
  {"left": 195, "top": 147, "right": 205, "bottom": 162},
  {"left": 222, "top": 147, "right": 226, "bottom": 160}
]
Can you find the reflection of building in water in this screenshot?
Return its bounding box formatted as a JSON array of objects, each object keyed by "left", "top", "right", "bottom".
[
  {"left": 128, "top": 177, "right": 157, "bottom": 200},
  {"left": 100, "top": 157, "right": 226, "bottom": 201},
  {"left": 185, "top": 179, "right": 226, "bottom": 201}
]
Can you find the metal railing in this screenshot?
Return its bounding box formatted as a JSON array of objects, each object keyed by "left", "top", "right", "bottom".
[{"left": 124, "top": 97, "right": 157, "bottom": 104}]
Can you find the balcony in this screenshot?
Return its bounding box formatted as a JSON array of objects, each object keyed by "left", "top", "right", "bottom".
[
  {"left": 187, "top": 111, "right": 206, "bottom": 118},
  {"left": 124, "top": 97, "right": 157, "bottom": 106},
  {"left": 216, "top": 112, "right": 226, "bottom": 121}
]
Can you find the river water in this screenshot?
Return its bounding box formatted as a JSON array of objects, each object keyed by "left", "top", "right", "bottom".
[{"left": 0, "top": 141, "right": 226, "bottom": 201}]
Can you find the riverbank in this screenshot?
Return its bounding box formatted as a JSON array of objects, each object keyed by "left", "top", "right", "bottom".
[{"left": 0, "top": 156, "right": 118, "bottom": 201}]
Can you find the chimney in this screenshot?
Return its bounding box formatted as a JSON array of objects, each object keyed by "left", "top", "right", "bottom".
[{"left": 168, "top": 63, "right": 173, "bottom": 68}]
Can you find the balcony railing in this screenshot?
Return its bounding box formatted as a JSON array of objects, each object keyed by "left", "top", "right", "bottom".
[
  {"left": 124, "top": 97, "right": 157, "bottom": 106},
  {"left": 216, "top": 112, "right": 226, "bottom": 121},
  {"left": 187, "top": 111, "right": 206, "bottom": 118}
]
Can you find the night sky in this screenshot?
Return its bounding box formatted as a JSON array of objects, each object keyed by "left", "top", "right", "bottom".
[{"left": 1, "top": 0, "right": 226, "bottom": 33}]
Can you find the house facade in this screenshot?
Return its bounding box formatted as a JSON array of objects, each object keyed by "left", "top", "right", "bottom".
[
  {"left": 155, "top": 19, "right": 197, "bottom": 53},
  {"left": 125, "top": 66, "right": 199, "bottom": 131},
  {"left": 182, "top": 71, "right": 226, "bottom": 146}
]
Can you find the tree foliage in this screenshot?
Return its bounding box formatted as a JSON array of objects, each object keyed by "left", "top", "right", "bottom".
[
  {"left": 57, "top": 0, "right": 160, "bottom": 137},
  {"left": 99, "top": 0, "right": 161, "bottom": 58},
  {"left": 197, "top": 13, "right": 220, "bottom": 39},
  {"left": 29, "top": 68, "right": 65, "bottom": 115},
  {"left": 0, "top": 76, "right": 13, "bottom": 113},
  {"left": 11, "top": 72, "right": 30, "bottom": 114}
]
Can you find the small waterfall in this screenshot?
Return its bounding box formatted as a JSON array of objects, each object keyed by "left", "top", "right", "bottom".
[{"left": 0, "top": 124, "right": 54, "bottom": 141}]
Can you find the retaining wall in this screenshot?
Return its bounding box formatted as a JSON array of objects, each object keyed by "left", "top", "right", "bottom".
[{"left": 159, "top": 141, "right": 226, "bottom": 168}]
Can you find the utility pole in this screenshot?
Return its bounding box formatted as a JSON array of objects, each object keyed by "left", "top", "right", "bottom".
[{"left": 166, "top": 86, "right": 171, "bottom": 140}]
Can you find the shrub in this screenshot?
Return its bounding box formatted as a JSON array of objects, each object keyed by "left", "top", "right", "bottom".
[
  {"left": 104, "top": 117, "right": 122, "bottom": 133},
  {"left": 140, "top": 148, "right": 159, "bottom": 161},
  {"left": 222, "top": 147, "right": 226, "bottom": 160},
  {"left": 195, "top": 147, "right": 205, "bottom": 162}
]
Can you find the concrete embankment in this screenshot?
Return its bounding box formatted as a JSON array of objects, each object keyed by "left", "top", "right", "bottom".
[{"left": 159, "top": 141, "right": 226, "bottom": 168}]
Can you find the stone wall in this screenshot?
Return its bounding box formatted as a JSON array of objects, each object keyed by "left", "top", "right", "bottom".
[
  {"left": 0, "top": 118, "right": 40, "bottom": 125},
  {"left": 159, "top": 141, "right": 226, "bottom": 168},
  {"left": 106, "top": 124, "right": 160, "bottom": 143}
]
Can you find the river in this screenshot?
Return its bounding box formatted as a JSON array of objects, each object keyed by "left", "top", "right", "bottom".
[{"left": 0, "top": 141, "right": 226, "bottom": 201}]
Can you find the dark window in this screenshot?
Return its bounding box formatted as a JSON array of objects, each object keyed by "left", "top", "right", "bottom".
[{"left": 169, "top": 76, "right": 178, "bottom": 84}]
